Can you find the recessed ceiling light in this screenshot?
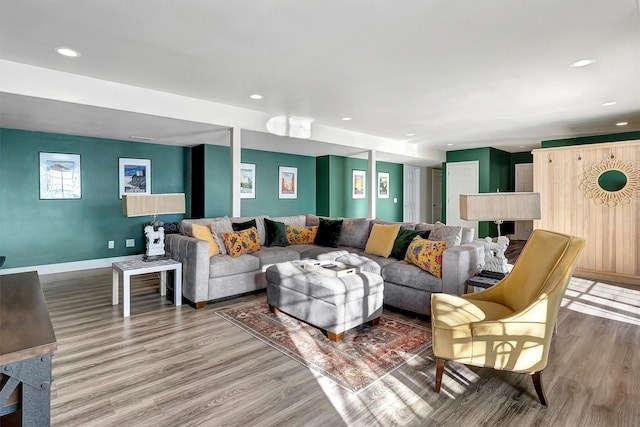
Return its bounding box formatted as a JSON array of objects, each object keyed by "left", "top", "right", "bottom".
[
  {"left": 602, "top": 101, "right": 617, "bottom": 107},
  {"left": 406, "top": 133, "right": 416, "bottom": 137},
  {"left": 129, "top": 135, "right": 155, "bottom": 141},
  {"left": 446, "top": 143, "right": 454, "bottom": 146},
  {"left": 249, "top": 94, "right": 263, "bottom": 100},
  {"left": 519, "top": 145, "right": 525, "bottom": 148},
  {"left": 341, "top": 117, "right": 352, "bottom": 121},
  {"left": 56, "top": 47, "right": 80, "bottom": 57},
  {"left": 616, "top": 122, "right": 628, "bottom": 126},
  {"left": 570, "top": 59, "right": 594, "bottom": 68}
]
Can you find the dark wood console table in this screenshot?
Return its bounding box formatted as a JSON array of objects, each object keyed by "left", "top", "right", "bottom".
[{"left": 0, "top": 271, "right": 57, "bottom": 426}]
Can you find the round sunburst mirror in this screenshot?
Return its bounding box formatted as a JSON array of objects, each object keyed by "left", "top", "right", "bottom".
[{"left": 578, "top": 158, "right": 640, "bottom": 206}]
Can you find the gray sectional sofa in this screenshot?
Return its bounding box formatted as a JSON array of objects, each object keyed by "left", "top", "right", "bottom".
[{"left": 165, "top": 214, "right": 484, "bottom": 316}]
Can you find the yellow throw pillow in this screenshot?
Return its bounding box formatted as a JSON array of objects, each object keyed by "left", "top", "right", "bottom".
[
  {"left": 364, "top": 223, "right": 401, "bottom": 258},
  {"left": 220, "top": 227, "right": 261, "bottom": 258},
  {"left": 404, "top": 237, "right": 448, "bottom": 278},
  {"left": 286, "top": 225, "right": 318, "bottom": 245},
  {"left": 191, "top": 223, "right": 219, "bottom": 257}
]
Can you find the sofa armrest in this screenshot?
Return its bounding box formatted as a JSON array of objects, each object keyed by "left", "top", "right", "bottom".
[
  {"left": 165, "top": 234, "right": 210, "bottom": 304},
  {"left": 441, "top": 242, "right": 484, "bottom": 295}
]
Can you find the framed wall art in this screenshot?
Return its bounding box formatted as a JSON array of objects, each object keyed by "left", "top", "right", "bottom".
[
  {"left": 278, "top": 166, "right": 297, "bottom": 199},
  {"left": 352, "top": 169, "right": 366, "bottom": 199},
  {"left": 240, "top": 163, "right": 256, "bottom": 199},
  {"left": 119, "top": 158, "right": 151, "bottom": 199},
  {"left": 39, "top": 152, "right": 82, "bottom": 199},
  {"left": 378, "top": 172, "right": 390, "bottom": 198}
]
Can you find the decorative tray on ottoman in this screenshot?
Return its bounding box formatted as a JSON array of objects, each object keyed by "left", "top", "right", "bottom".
[{"left": 303, "top": 260, "right": 360, "bottom": 278}]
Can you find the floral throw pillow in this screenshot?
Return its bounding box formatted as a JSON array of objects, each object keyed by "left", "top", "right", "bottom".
[
  {"left": 220, "top": 227, "right": 261, "bottom": 258},
  {"left": 286, "top": 225, "right": 318, "bottom": 245},
  {"left": 404, "top": 237, "right": 448, "bottom": 278}
]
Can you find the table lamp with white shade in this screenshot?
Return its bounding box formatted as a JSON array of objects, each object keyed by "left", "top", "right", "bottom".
[
  {"left": 459, "top": 192, "right": 541, "bottom": 274},
  {"left": 122, "top": 193, "right": 185, "bottom": 260}
]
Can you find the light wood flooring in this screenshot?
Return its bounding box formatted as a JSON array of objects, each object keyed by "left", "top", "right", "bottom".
[{"left": 38, "top": 268, "right": 640, "bottom": 427}]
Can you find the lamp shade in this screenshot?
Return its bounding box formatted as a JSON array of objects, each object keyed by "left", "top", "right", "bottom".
[
  {"left": 122, "top": 193, "right": 185, "bottom": 217},
  {"left": 459, "top": 192, "right": 541, "bottom": 221}
]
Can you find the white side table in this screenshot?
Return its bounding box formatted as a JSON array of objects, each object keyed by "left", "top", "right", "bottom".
[{"left": 112, "top": 258, "right": 182, "bottom": 317}]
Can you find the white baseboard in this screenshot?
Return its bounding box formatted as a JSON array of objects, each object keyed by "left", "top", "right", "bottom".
[{"left": 0, "top": 255, "right": 142, "bottom": 276}]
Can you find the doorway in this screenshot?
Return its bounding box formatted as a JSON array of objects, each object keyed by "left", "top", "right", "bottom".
[
  {"left": 445, "top": 161, "right": 479, "bottom": 230},
  {"left": 403, "top": 165, "right": 421, "bottom": 223}
]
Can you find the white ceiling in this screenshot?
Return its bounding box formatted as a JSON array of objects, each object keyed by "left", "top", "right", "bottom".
[{"left": 1, "top": 0, "right": 639, "bottom": 163}]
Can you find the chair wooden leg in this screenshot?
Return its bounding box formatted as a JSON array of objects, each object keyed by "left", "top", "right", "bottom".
[
  {"left": 434, "top": 358, "right": 445, "bottom": 393},
  {"left": 531, "top": 371, "right": 547, "bottom": 406}
]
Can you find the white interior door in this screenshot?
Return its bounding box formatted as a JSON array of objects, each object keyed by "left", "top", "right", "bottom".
[
  {"left": 431, "top": 169, "right": 442, "bottom": 223},
  {"left": 446, "top": 161, "right": 479, "bottom": 230},
  {"left": 515, "top": 163, "right": 534, "bottom": 240},
  {"left": 403, "top": 165, "right": 421, "bottom": 223}
]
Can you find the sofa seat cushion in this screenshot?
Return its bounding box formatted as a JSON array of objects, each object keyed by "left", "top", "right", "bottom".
[
  {"left": 284, "top": 243, "right": 317, "bottom": 254},
  {"left": 298, "top": 245, "right": 361, "bottom": 260},
  {"left": 209, "top": 254, "right": 260, "bottom": 278},
  {"left": 358, "top": 253, "right": 398, "bottom": 269},
  {"left": 381, "top": 260, "right": 443, "bottom": 293},
  {"left": 250, "top": 247, "right": 300, "bottom": 268},
  {"left": 270, "top": 214, "right": 307, "bottom": 227}
]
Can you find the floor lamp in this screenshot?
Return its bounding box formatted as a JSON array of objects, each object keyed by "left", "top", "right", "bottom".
[
  {"left": 459, "top": 192, "right": 541, "bottom": 274},
  {"left": 122, "top": 193, "right": 185, "bottom": 260}
]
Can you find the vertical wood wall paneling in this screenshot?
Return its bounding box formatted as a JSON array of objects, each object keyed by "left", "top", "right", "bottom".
[{"left": 532, "top": 140, "right": 639, "bottom": 283}]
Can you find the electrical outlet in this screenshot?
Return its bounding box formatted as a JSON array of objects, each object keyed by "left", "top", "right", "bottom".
[
  {"left": 393, "top": 197, "right": 398, "bottom": 203},
  {"left": 108, "top": 240, "right": 115, "bottom": 249},
  {"left": 126, "top": 239, "right": 135, "bottom": 248}
]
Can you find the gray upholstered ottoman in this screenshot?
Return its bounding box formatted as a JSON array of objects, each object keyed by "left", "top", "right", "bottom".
[{"left": 266, "top": 259, "right": 384, "bottom": 341}]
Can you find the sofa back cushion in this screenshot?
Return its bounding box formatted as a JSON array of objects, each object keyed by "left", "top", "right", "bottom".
[
  {"left": 270, "top": 214, "right": 307, "bottom": 227},
  {"left": 369, "top": 218, "right": 416, "bottom": 231},
  {"left": 286, "top": 225, "right": 318, "bottom": 245},
  {"left": 416, "top": 222, "right": 474, "bottom": 244},
  {"left": 365, "top": 223, "right": 401, "bottom": 258},
  {"left": 230, "top": 215, "right": 268, "bottom": 245},
  {"left": 220, "top": 227, "right": 261, "bottom": 258},
  {"left": 264, "top": 218, "right": 289, "bottom": 247},
  {"left": 232, "top": 219, "right": 257, "bottom": 232},
  {"left": 315, "top": 218, "right": 343, "bottom": 247},
  {"left": 390, "top": 228, "right": 431, "bottom": 260},
  {"left": 338, "top": 218, "right": 370, "bottom": 249},
  {"left": 405, "top": 237, "right": 448, "bottom": 278},
  {"left": 191, "top": 223, "right": 219, "bottom": 257},
  {"left": 429, "top": 222, "right": 462, "bottom": 248}
]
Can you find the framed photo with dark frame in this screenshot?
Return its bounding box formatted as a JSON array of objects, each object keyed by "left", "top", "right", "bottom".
[
  {"left": 39, "top": 152, "right": 82, "bottom": 199},
  {"left": 352, "top": 169, "right": 366, "bottom": 199},
  {"left": 278, "top": 166, "right": 297, "bottom": 199},
  {"left": 378, "top": 172, "right": 389, "bottom": 198},
  {"left": 119, "top": 158, "right": 151, "bottom": 199},
  {"left": 240, "top": 163, "right": 256, "bottom": 199}
]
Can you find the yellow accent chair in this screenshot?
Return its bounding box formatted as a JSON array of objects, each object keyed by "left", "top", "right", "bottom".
[{"left": 431, "top": 229, "right": 586, "bottom": 405}]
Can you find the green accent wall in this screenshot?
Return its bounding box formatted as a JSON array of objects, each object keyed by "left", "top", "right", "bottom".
[
  {"left": 541, "top": 131, "right": 640, "bottom": 148},
  {"left": 315, "top": 155, "right": 403, "bottom": 221},
  {"left": 376, "top": 161, "right": 404, "bottom": 221},
  {"left": 240, "top": 148, "right": 316, "bottom": 217},
  {"left": 0, "top": 128, "right": 185, "bottom": 269},
  {"left": 200, "top": 144, "right": 231, "bottom": 217},
  {"left": 316, "top": 156, "right": 330, "bottom": 216}
]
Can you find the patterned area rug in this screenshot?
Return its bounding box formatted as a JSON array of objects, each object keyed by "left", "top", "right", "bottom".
[{"left": 216, "top": 301, "right": 432, "bottom": 393}]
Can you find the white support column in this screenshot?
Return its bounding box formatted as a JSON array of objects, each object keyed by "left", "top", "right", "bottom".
[
  {"left": 368, "top": 149, "right": 377, "bottom": 219},
  {"left": 230, "top": 127, "right": 242, "bottom": 217}
]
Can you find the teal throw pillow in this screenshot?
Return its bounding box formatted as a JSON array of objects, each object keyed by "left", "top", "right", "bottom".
[
  {"left": 315, "top": 218, "right": 343, "bottom": 248},
  {"left": 232, "top": 219, "right": 257, "bottom": 232},
  {"left": 264, "top": 218, "right": 289, "bottom": 247},
  {"left": 390, "top": 228, "right": 431, "bottom": 259}
]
